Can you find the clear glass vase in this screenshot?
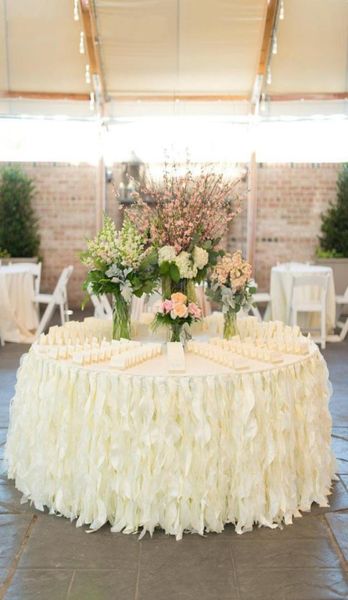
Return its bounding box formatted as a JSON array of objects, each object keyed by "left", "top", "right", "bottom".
[
  {"left": 112, "top": 292, "right": 131, "bottom": 340},
  {"left": 223, "top": 309, "right": 237, "bottom": 340},
  {"left": 170, "top": 321, "right": 182, "bottom": 342},
  {"left": 161, "top": 277, "right": 197, "bottom": 303}
]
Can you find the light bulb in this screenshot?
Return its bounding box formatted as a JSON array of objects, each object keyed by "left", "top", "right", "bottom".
[
  {"left": 279, "top": 0, "right": 285, "bottom": 20},
  {"left": 79, "top": 32, "right": 85, "bottom": 54},
  {"left": 85, "top": 64, "right": 91, "bottom": 84},
  {"left": 73, "top": 0, "right": 79, "bottom": 21},
  {"left": 266, "top": 67, "right": 272, "bottom": 85},
  {"left": 272, "top": 35, "right": 278, "bottom": 55},
  {"left": 260, "top": 94, "right": 267, "bottom": 113}
]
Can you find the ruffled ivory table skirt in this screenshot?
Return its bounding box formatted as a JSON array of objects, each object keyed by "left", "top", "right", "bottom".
[{"left": 6, "top": 343, "right": 335, "bottom": 539}]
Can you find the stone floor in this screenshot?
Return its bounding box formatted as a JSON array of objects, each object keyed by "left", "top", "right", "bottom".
[{"left": 0, "top": 338, "right": 348, "bottom": 600}]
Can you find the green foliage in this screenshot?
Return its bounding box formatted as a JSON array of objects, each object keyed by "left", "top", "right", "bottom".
[
  {"left": 0, "top": 167, "right": 40, "bottom": 257},
  {"left": 315, "top": 247, "right": 343, "bottom": 259},
  {"left": 318, "top": 163, "right": 348, "bottom": 258},
  {"left": 0, "top": 248, "right": 10, "bottom": 258}
]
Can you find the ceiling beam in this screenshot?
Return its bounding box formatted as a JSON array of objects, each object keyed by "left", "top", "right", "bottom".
[
  {"left": 0, "top": 91, "right": 90, "bottom": 101},
  {"left": 258, "top": 0, "right": 279, "bottom": 77},
  {"left": 251, "top": 0, "right": 279, "bottom": 112},
  {"left": 1, "top": 91, "right": 346, "bottom": 104},
  {"left": 269, "top": 92, "right": 348, "bottom": 101},
  {"left": 78, "top": 0, "right": 106, "bottom": 103},
  {"left": 107, "top": 93, "right": 249, "bottom": 102}
]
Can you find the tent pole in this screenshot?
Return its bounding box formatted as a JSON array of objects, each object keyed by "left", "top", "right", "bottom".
[{"left": 246, "top": 151, "right": 257, "bottom": 271}]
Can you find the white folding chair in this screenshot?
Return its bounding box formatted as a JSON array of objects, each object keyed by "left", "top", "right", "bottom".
[
  {"left": 250, "top": 291, "right": 271, "bottom": 322},
  {"left": 131, "top": 295, "right": 146, "bottom": 322},
  {"left": 333, "top": 286, "right": 348, "bottom": 341},
  {"left": 89, "top": 290, "right": 113, "bottom": 319},
  {"left": 289, "top": 273, "right": 329, "bottom": 349},
  {"left": 34, "top": 266, "right": 74, "bottom": 338}
]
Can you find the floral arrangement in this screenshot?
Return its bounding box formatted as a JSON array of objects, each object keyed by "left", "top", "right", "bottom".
[
  {"left": 153, "top": 292, "right": 202, "bottom": 342},
  {"left": 207, "top": 251, "right": 256, "bottom": 338},
  {"left": 126, "top": 166, "right": 241, "bottom": 299},
  {"left": 81, "top": 216, "right": 158, "bottom": 338}
]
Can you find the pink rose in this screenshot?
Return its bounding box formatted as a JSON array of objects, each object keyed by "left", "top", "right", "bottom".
[
  {"left": 188, "top": 302, "right": 202, "bottom": 319},
  {"left": 163, "top": 299, "right": 174, "bottom": 313}
]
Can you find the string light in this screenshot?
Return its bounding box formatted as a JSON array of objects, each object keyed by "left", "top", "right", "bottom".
[
  {"left": 279, "top": 0, "right": 285, "bottom": 20},
  {"left": 89, "top": 92, "right": 95, "bottom": 111},
  {"left": 260, "top": 93, "right": 267, "bottom": 113},
  {"left": 85, "top": 64, "right": 91, "bottom": 84},
  {"left": 272, "top": 34, "right": 278, "bottom": 55},
  {"left": 73, "top": 0, "right": 79, "bottom": 21},
  {"left": 266, "top": 66, "right": 272, "bottom": 85},
  {"left": 79, "top": 31, "right": 85, "bottom": 54}
]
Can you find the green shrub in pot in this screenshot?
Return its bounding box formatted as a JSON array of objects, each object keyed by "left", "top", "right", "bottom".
[
  {"left": 0, "top": 166, "right": 40, "bottom": 258},
  {"left": 317, "top": 163, "right": 348, "bottom": 258}
]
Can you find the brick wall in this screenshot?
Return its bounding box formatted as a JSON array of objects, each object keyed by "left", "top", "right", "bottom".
[
  {"left": 1, "top": 162, "right": 97, "bottom": 308},
  {"left": 0, "top": 161, "right": 341, "bottom": 307},
  {"left": 254, "top": 163, "right": 339, "bottom": 290}
]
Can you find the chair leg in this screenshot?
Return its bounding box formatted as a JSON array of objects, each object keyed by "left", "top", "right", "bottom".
[
  {"left": 339, "top": 318, "right": 348, "bottom": 341},
  {"left": 251, "top": 305, "right": 262, "bottom": 322},
  {"left": 59, "top": 302, "right": 65, "bottom": 325},
  {"left": 36, "top": 301, "right": 57, "bottom": 338},
  {"left": 290, "top": 309, "right": 297, "bottom": 327},
  {"left": 321, "top": 309, "right": 326, "bottom": 350}
]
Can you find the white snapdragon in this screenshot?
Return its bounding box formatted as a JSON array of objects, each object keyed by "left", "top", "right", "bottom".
[
  {"left": 117, "top": 219, "right": 145, "bottom": 269},
  {"left": 193, "top": 246, "right": 209, "bottom": 270},
  {"left": 158, "top": 245, "right": 177, "bottom": 264},
  {"left": 175, "top": 251, "right": 198, "bottom": 279}
]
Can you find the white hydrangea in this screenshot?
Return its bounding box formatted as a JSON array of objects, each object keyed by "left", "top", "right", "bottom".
[
  {"left": 175, "top": 251, "right": 198, "bottom": 279},
  {"left": 193, "top": 246, "right": 209, "bottom": 270},
  {"left": 158, "top": 245, "right": 177, "bottom": 264}
]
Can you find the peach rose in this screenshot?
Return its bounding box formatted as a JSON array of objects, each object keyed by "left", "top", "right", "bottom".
[
  {"left": 171, "top": 302, "right": 188, "bottom": 319},
  {"left": 171, "top": 292, "right": 187, "bottom": 304}
]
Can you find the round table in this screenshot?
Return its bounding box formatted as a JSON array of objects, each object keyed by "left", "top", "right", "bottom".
[
  {"left": 6, "top": 326, "right": 335, "bottom": 539},
  {"left": 265, "top": 263, "right": 336, "bottom": 331},
  {"left": 0, "top": 264, "right": 38, "bottom": 342}
]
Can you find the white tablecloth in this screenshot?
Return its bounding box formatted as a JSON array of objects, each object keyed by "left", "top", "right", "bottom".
[
  {"left": 6, "top": 325, "right": 335, "bottom": 539},
  {"left": 0, "top": 265, "right": 38, "bottom": 342},
  {"left": 265, "top": 263, "right": 336, "bottom": 331}
]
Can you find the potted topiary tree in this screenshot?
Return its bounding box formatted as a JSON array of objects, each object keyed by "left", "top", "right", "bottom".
[
  {"left": 0, "top": 166, "right": 40, "bottom": 263},
  {"left": 316, "top": 163, "right": 348, "bottom": 294}
]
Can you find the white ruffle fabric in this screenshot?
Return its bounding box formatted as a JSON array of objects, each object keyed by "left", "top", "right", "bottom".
[{"left": 6, "top": 348, "right": 336, "bottom": 539}]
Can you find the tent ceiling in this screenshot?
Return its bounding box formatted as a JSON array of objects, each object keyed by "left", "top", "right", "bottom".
[{"left": 0, "top": 0, "right": 347, "bottom": 109}]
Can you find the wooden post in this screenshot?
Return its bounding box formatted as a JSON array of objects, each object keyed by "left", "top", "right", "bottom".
[
  {"left": 246, "top": 152, "right": 257, "bottom": 270},
  {"left": 96, "top": 151, "right": 105, "bottom": 232}
]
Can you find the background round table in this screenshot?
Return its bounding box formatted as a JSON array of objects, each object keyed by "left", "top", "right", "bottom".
[
  {"left": 0, "top": 264, "right": 39, "bottom": 342},
  {"left": 265, "top": 263, "right": 336, "bottom": 331},
  {"left": 6, "top": 330, "right": 335, "bottom": 539}
]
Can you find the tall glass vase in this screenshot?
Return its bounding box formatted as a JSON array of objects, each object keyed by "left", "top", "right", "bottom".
[
  {"left": 170, "top": 321, "right": 182, "bottom": 342},
  {"left": 223, "top": 309, "right": 237, "bottom": 340},
  {"left": 161, "top": 277, "right": 196, "bottom": 303},
  {"left": 112, "top": 292, "right": 131, "bottom": 340}
]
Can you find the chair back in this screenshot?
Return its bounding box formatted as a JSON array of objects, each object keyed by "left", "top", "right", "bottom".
[
  {"left": 53, "top": 266, "right": 74, "bottom": 303},
  {"left": 342, "top": 286, "right": 348, "bottom": 302},
  {"left": 89, "top": 289, "right": 112, "bottom": 319},
  {"left": 290, "top": 273, "right": 329, "bottom": 312}
]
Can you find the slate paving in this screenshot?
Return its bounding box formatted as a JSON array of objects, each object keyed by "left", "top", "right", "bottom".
[{"left": 0, "top": 339, "right": 347, "bottom": 600}]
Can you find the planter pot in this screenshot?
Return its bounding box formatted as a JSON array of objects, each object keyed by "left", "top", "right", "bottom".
[
  {"left": 0, "top": 257, "right": 39, "bottom": 265},
  {"left": 315, "top": 258, "right": 348, "bottom": 295}
]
